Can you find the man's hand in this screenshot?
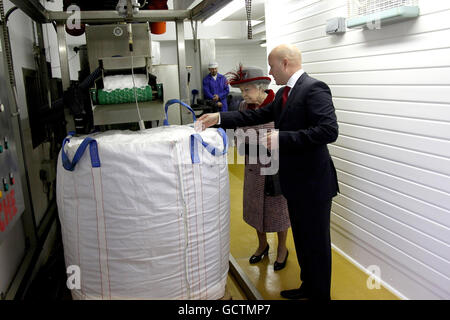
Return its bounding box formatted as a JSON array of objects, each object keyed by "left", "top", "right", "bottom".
[
  {"left": 217, "top": 102, "right": 223, "bottom": 109},
  {"left": 196, "top": 112, "right": 220, "bottom": 131},
  {"left": 213, "top": 94, "right": 219, "bottom": 101},
  {"left": 260, "top": 130, "right": 279, "bottom": 151}
]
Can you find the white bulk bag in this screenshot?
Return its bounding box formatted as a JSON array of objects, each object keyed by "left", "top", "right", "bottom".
[{"left": 56, "top": 100, "right": 230, "bottom": 300}]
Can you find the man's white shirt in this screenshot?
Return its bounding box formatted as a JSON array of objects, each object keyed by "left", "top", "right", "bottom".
[{"left": 286, "top": 68, "right": 304, "bottom": 96}]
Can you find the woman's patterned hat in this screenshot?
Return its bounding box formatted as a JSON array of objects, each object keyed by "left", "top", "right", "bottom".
[{"left": 226, "top": 64, "right": 271, "bottom": 87}]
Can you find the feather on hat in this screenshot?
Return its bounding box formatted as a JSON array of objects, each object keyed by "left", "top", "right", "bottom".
[{"left": 225, "top": 64, "right": 271, "bottom": 87}]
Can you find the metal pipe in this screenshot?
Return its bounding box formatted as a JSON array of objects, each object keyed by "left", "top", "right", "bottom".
[
  {"left": 190, "top": 0, "right": 233, "bottom": 21},
  {"left": 56, "top": 23, "right": 71, "bottom": 91},
  {"left": 6, "top": 0, "right": 230, "bottom": 24},
  {"left": 48, "top": 9, "right": 190, "bottom": 24},
  {"left": 176, "top": 19, "right": 189, "bottom": 124},
  {"left": 8, "top": 0, "right": 48, "bottom": 23}
]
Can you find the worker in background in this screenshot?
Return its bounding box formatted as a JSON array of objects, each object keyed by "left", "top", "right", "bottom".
[
  {"left": 203, "top": 62, "right": 230, "bottom": 112},
  {"left": 197, "top": 44, "right": 339, "bottom": 300}
]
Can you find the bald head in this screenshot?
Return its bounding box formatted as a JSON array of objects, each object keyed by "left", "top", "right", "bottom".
[
  {"left": 270, "top": 44, "right": 302, "bottom": 67},
  {"left": 268, "top": 44, "right": 302, "bottom": 85}
]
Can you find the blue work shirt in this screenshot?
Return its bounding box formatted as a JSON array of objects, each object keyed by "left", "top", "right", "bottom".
[{"left": 202, "top": 73, "right": 230, "bottom": 112}]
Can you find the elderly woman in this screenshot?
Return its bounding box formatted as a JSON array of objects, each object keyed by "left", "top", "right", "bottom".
[{"left": 227, "top": 65, "right": 290, "bottom": 270}]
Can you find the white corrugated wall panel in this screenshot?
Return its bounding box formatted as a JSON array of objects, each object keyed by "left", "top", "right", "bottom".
[{"left": 266, "top": 0, "right": 450, "bottom": 299}]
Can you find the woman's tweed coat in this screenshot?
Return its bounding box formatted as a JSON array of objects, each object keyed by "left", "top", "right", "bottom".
[{"left": 238, "top": 90, "right": 290, "bottom": 232}]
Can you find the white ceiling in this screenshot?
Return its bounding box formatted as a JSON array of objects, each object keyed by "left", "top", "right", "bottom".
[
  {"left": 173, "top": 0, "right": 266, "bottom": 21},
  {"left": 226, "top": 0, "right": 266, "bottom": 21},
  {"left": 174, "top": 0, "right": 267, "bottom": 41}
]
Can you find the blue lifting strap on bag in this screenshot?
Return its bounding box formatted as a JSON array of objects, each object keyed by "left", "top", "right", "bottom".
[
  {"left": 190, "top": 128, "right": 228, "bottom": 164},
  {"left": 164, "top": 99, "right": 197, "bottom": 126},
  {"left": 62, "top": 136, "right": 101, "bottom": 171}
]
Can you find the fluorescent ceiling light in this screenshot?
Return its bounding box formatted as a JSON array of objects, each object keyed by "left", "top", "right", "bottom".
[
  {"left": 250, "top": 20, "right": 264, "bottom": 26},
  {"left": 203, "top": 0, "right": 245, "bottom": 26}
]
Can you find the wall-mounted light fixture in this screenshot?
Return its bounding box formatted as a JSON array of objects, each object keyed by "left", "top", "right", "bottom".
[{"left": 347, "top": 5, "right": 419, "bottom": 29}]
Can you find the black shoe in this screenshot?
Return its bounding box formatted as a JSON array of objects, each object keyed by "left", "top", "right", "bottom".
[
  {"left": 280, "top": 285, "right": 309, "bottom": 300},
  {"left": 274, "top": 250, "right": 288, "bottom": 271},
  {"left": 249, "top": 244, "right": 269, "bottom": 264}
]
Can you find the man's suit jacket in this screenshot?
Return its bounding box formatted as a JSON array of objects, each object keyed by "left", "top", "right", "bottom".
[{"left": 220, "top": 73, "right": 339, "bottom": 201}]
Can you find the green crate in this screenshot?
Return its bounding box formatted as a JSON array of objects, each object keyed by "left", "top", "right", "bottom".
[{"left": 95, "top": 85, "right": 153, "bottom": 105}]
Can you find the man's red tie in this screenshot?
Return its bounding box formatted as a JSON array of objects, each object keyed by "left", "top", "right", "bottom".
[{"left": 282, "top": 86, "right": 291, "bottom": 108}]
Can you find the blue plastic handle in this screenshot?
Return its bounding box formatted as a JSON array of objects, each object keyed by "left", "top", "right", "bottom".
[
  {"left": 163, "top": 99, "right": 197, "bottom": 126},
  {"left": 190, "top": 128, "right": 228, "bottom": 164},
  {"left": 61, "top": 136, "right": 101, "bottom": 171}
]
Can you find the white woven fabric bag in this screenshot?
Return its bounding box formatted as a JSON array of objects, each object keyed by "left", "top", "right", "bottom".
[{"left": 56, "top": 101, "right": 230, "bottom": 299}]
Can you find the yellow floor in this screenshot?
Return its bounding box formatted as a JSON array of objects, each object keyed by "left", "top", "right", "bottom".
[
  {"left": 226, "top": 274, "right": 247, "bottom": 300},
  {"left": 228, "top": 159, "right": 399, "bottom": 300}
]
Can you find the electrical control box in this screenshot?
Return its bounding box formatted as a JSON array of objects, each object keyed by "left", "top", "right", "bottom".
[
  {"left": 0, "top": 54, "right": 26, "bottom": 243},
  {"left": 326, "top": 17, "right": 347, "bottom": 34}
]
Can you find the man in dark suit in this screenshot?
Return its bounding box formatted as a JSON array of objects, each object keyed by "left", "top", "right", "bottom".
[{"left": 197, "top": 44, "right": 339, "bottom": 300}]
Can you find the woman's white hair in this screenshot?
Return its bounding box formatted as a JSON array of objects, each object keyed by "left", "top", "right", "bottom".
[{"left": 253, "top": 82, "right": 269, "bottom": 91}]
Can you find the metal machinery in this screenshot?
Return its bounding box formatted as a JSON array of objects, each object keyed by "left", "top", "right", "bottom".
[
  {"left": 0, "top": 48, "right": 26, "bottom": 245},
  {"left": 0, "top": 0, "right": 262, "bottom": 300},
  {"left": 85, "top": 22, "right": 164, "bottom": 127},
  {"left": 47, "top": 0, "right": 236, "bottom": 129}
]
